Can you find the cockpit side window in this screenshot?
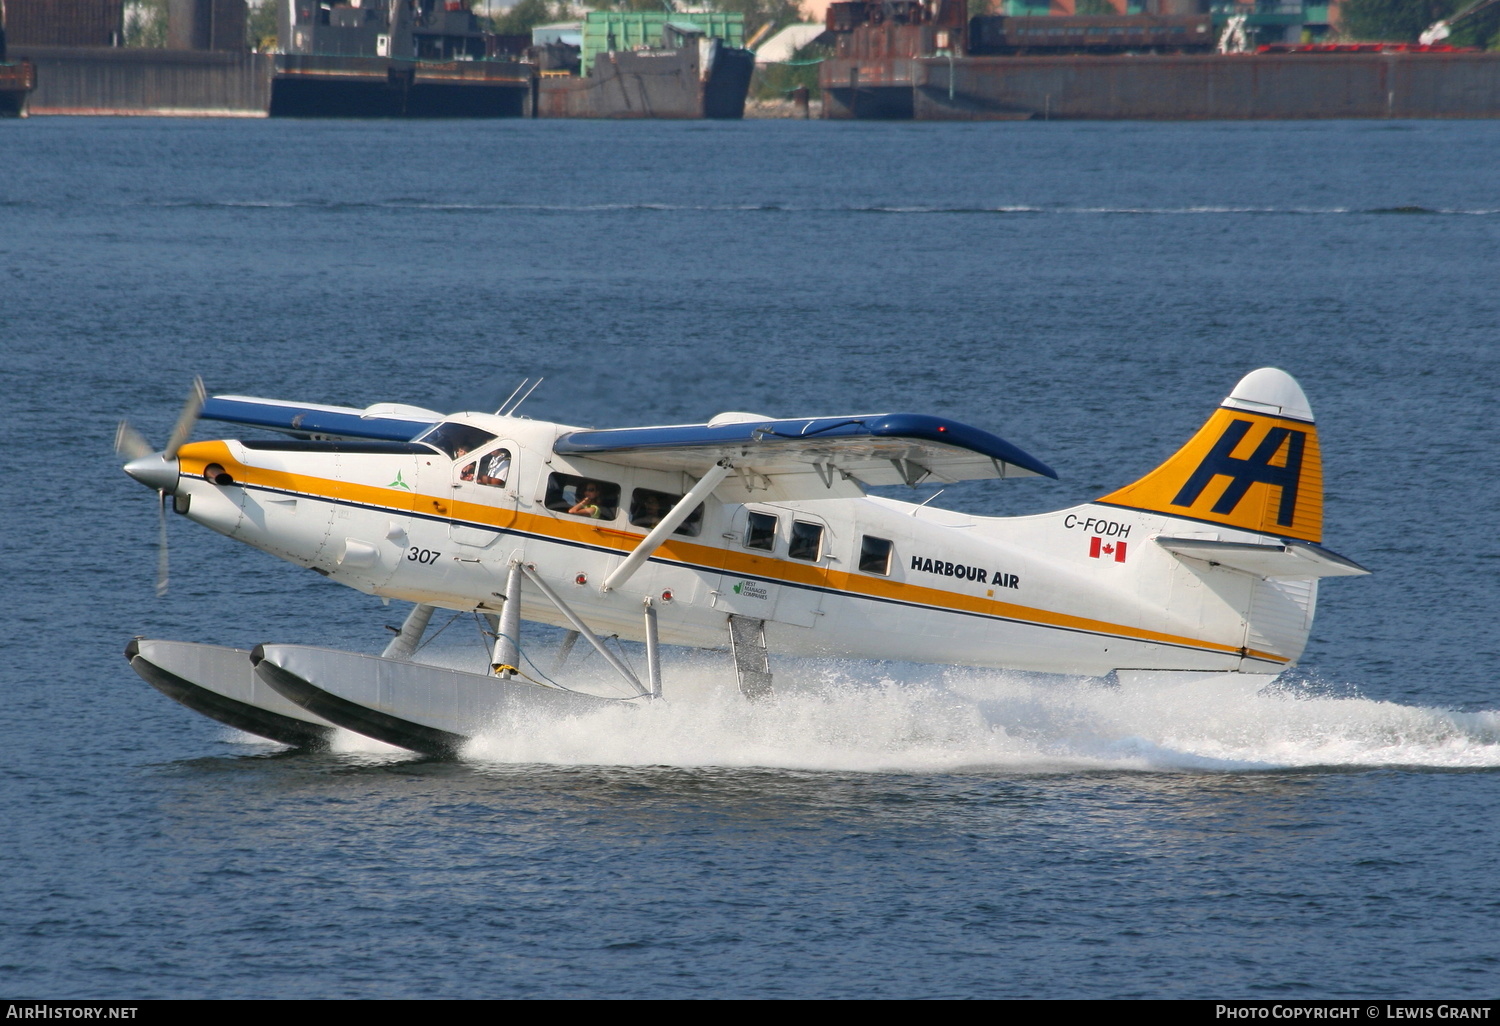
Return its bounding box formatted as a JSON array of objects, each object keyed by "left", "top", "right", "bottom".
[
  {"left": 416, "top": 422, "right": 497, "bottom": 460},
  {"left": 472, "top": 448, "right": 510, "bottom": 489},
  {"left": 545, "top": 473, "right": 620, "bottom": 521}
]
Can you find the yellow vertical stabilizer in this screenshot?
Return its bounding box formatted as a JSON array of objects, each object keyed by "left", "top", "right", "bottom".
[{"left": 1097, "top": 368, "right": 1323, "bottom": 543}]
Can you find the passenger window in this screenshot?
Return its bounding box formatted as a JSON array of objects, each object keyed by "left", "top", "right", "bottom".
[
  {"left": 629, "top": 488, "right": 704, "bottom": 536},
  {"left": 859, "top": 535, "right": 893, "bottom": 575},
  {"left": 545, "top": 473, "right": 620, "bottom": 520},
  {"left": 745, "top": 511, "right": 777, "bottom": 551},
  {"left": 789, "top": 521, "right": 824, "bottom": 562}
]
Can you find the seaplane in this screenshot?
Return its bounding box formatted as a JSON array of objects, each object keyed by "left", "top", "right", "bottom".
[{"left": 118, "top": 368, "right": 1368, "bottom": 758}]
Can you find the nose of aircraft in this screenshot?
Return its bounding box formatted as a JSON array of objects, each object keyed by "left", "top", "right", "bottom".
[{"left": 123, "top": 454, "right": 180, "bottom": 494}]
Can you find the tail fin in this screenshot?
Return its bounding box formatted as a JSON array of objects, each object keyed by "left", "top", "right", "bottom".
[{"left": 1097, "top": 368, "right": 1323, "bottom": 543}]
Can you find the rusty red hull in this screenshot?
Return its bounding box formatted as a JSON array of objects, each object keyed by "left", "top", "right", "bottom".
[{"left": 822, "top": 52, "right": 1500, "bottom": 120}]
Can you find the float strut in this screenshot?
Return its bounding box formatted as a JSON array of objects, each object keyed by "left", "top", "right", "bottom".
[
  {"left": 382, "top": 603, "right": 435, "bottom": 660},
  {"left": 552, "top": 630, "right": 581, "bottom": 672},
  {"left": 492, "top": 562, "right": 523, "bottom": 678},
  {"left": 644, "top": 598, "right": 662, "bottom": 699},
  {"left": 519, "top": 564, "right": 648, "bottom": 697}
]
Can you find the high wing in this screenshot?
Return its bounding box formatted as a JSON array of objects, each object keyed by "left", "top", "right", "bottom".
[
  {"left": 553, "top": 413, "right": 1057, "bottom": 488},
  {"left": 197, "top": 397, "right": 1056, "bottom": 489},
  {"left": 200, "top": 396, "right": 443, "bottom": 442}
]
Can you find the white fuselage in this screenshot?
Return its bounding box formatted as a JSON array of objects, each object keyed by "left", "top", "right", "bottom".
[{"left": 174, "top": 411, "right": 1309, "bottom": 677}]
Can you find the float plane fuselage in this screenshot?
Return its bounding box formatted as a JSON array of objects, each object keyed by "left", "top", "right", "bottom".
[{"left": 119, "top": 368, "right": 1368, "bottom": 754}]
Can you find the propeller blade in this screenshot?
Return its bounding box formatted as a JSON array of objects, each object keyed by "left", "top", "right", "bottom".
[
  {"left": 114, "top": 421, "right": 154, "bottom": 462},
  {"left": 155, "top": 490, "right": 170, "bottom": 598},
  {"left": 162, "top": 376, "right": 206, "bottom": 461}
]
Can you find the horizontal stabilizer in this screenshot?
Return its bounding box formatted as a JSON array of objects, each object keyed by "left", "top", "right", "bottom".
[
  {"left": 201, "top": 396, "right": 442, "bottom": 442},
  {"left": 554, "top": 413, "right": 1056, "bottom": 487},
  {"left": 1156, "top": 536, "right": 1370, "bottom": 578}
]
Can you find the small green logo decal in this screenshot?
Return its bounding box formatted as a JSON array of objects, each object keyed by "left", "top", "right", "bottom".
[
  {"left": 388, "top": 470, "right": 411, "bottom": 490},
  {"left": 733, "top": 582, "right": 743, "bottom": 594}
]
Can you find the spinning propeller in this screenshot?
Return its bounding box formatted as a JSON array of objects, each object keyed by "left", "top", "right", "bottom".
[{"left": 116, "top": 377, "right": 206, "bottom": 596}]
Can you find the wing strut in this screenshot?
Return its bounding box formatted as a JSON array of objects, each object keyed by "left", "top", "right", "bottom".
[{"left": 602, "top": 459, "right": 735, "bottom": 594}]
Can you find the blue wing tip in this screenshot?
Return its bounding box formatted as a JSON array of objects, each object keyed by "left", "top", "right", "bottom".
[{"left": 870, "top": 413, "right": 1058, "bottom": 480}]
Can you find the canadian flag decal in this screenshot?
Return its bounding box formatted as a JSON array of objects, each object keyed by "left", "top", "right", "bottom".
[{"left": 1089, "top": 537, "right": 1127, "bottom": 563}]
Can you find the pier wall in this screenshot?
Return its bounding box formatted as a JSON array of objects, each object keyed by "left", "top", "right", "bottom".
[
  {"left": 823, "top": 52, "right": 1500, "bottom": 119},
  {"left": 17, "top": 46, "right": 269, "bottom": 116}
]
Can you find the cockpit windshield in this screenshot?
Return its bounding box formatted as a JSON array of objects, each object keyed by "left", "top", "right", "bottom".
[{"left": 416, "top": 422, "right": 498, "bottom": 460}]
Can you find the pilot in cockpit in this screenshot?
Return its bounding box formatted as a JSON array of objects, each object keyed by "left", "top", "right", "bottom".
[{"left": 477, "top": 448, "right": 510, "bottom": 488}]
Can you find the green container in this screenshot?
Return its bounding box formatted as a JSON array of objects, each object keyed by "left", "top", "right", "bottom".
[{"left": 581, "top": 11, "right": 746, "bottom": 75}]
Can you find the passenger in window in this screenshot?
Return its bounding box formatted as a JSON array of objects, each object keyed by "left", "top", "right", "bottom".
[
  {"left": 459, "top": 461, "right": 476, "bottom": 482},
  {"left": 477, "top": 448, "right": 510, "bottom": 488},
  {"left": 634, "top": 493, "right": 666, "bottom": 528},
  {"left": 569, "top": 481, "right": 605, "bottom": 518}
]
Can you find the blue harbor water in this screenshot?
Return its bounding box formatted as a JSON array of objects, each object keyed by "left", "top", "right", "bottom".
[{"left": 1, "top": 117, "right": 1498, "bottom": 999}]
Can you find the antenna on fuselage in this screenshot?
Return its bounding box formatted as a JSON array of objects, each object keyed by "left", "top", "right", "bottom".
[
  {"left": 494, "top": 379, "right": 529, "bottom": 415},
  {"left": 498, "top": 377, "right": 544, "bottom": 418},
  {"left": 910, "top": 488, "right": 946, "bottom": 515}
]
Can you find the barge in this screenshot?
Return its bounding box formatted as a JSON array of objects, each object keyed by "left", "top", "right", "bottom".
[
  {"left": 535, "top": 12, "right": 755, "bottom": 120},
  {"left": 820, "top": 1, "right": 1500, "bottom": 119},
  {"left": 271, "top": 1, "right": 530, "bottom": 117}
]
